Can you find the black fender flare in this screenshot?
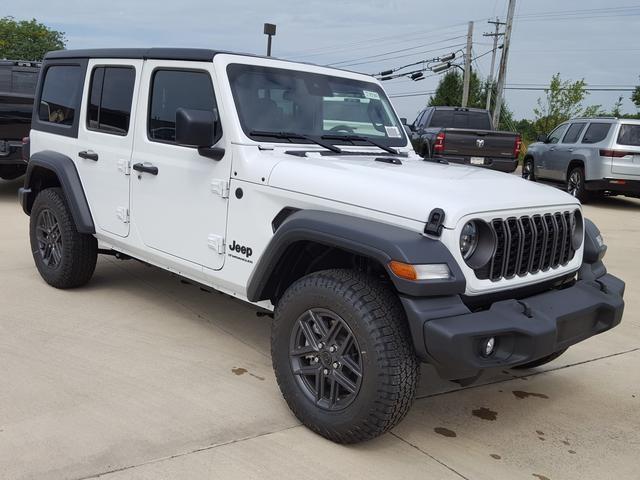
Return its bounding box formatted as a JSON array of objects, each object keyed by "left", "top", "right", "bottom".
[
  {"left": 19, "top": 150, "right": 95, "bottom": 234},
  {"left": 246, "top": 209, "right": 465, "bottom": 302}
]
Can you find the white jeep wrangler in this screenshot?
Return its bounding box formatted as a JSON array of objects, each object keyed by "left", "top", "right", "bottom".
[{"left": 20, "top": 48, "right": 625, "bottom": 443}]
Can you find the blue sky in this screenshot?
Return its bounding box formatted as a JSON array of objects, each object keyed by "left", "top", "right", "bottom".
[{"left": 7, "top": 0, "right": 640, "bottom": 125}]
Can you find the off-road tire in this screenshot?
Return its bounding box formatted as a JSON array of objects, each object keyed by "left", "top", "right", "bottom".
[
  {"left": 272, "top": 269, "right": 419, "bottom": 444},
  {"left": 567, "top": 166, "right": 590, "bottom": 203},
  {"left": 512, "top": 348, "right": 568, "bottom": 370},
  {"left": 29, "top": 187, "right": 97, "bottom": 288}
]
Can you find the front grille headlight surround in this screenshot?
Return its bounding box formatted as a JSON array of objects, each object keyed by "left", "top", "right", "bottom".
[
  {"left": 460, "top": 219, "right": 496, "bottom": 270},
  {"left": 571, "top": 209, "right": 584, "bottom": 250}
]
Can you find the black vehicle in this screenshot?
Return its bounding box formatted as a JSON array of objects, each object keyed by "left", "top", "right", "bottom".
[
  {"left": 0, "top": 60, "right": 40, "bottom": 180},
  {"left": 407, "top": 106, "right": 521, "bottom": 172}
]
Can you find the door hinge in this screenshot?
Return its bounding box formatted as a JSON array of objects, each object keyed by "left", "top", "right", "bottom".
[
  {"left": 211, "top": 179, "right": 229, "bottom": 198},
  {"left": 207, "top": 234, "right": 225, "bottom": 254},
  {"left": 118, "top": 159, "right": 131, "bottom": 175},
  {"left": 116, "top": 207, "right": 130, "bottom": 224}
]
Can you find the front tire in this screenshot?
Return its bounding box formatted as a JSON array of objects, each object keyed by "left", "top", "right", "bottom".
[
  {"left": 522, "top": 157, "right": 535, "bottom": 181},
  {"left": 272, "top": 269, "right": 419, "bottom": 443},
  {"left": 29, "top": 188, "right": 98, "bottom": 288}
]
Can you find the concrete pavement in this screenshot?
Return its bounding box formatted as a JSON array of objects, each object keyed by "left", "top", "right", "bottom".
[{"left": 1, "top": 177, "right": 638, "bottom": 480}]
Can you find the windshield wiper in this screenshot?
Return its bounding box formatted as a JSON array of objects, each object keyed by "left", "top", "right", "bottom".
[
  {"left": 249, "top": 130, "right": 342, "bottom": 153},
  {"left": 321, "top": 134, "right": 399, "bottom": 155}
]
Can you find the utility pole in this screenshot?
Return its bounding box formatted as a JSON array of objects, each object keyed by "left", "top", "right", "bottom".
[
  {"left": 461, "top": 21, "right": 474, "bottom": 107},
  {"left": 492, "top": 0, "right": 516, "bottom": 127},
  {"left": 483, "top": 18, "right": 505, "bottom": 111}
]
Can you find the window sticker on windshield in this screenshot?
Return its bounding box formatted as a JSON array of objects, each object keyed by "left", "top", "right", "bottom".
[
  {"left": 363, "top": 90, "right": 380, "bottom": 100},
  {"left": 385, "top": 126, "right": 401, "bottom": 138}
]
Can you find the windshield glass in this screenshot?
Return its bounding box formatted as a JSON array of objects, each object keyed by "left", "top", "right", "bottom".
[{"left": 227, "top": 64, "right": 407, "bottom": 147}]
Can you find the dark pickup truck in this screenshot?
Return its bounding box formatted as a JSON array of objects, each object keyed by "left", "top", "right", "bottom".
[
  {"left": 0, "top": 60, "right": 39, "bottom": 180},
  {"left": 407, "top": 106, "right": 521, "bottom": 173}
]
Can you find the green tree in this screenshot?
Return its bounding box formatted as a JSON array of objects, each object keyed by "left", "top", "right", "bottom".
[
  {"left": 532, "top": 73, "right": 603, "bottom": 134},
  {"left": 0, "top": 16, "right": 66, "bottom": 61},
  {"left": 633, "top": 82, "right": 640, "bottom": 110}
]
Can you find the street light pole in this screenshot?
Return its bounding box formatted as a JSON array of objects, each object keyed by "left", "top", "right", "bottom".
[{"left": 264, "top": 23, "right": 277, "bottom": 57}]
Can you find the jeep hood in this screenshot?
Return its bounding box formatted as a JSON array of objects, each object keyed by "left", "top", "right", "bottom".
[{"left": 268, "top": 154, "right": 579, "bottom": 228}]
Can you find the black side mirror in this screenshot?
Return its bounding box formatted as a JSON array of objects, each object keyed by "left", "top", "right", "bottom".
[
  {"left": 175, "top": 107, "right": 224, "bottom": 160},
  {"left": 400, "top": 117, "right": 407, "bottom": 125},
  {"left": 536, "top": 133, "right": 548, "bottom": 143}
]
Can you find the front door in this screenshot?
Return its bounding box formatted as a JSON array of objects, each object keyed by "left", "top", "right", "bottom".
[
  {"left": 76, "top": 59, "right": 142, "bottom": 237},
  {"left": 539, "top": 123, "right": 569, "bottom": 180},
  {"left": 130, "top": 60, "right": 230, "bottom": 271}
]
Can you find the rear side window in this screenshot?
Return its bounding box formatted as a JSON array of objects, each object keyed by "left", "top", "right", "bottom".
[
  {"left": 38, "top": 65, "right": 83, "bottom": 125},
  {"left": 429, "top": 110, "right": 491, "bottom": 130},
  {"left": 617, "top": 124, "right": 640, "bottom": 147},
  {"left": 148, "top": 69, "right": 215, "bottom": 144},
  {"left": 562, "top": 122, "right": 586, "bottom": 143},
  {"left": 581, "top": 123, "right": 611, "bottom": 144},
  {"left": 87, "top": 66, "right": 136, "bottom": 135}
]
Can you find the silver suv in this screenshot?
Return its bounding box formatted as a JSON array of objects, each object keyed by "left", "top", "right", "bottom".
[{"left": 523, "top": 117, "right": 640, "bottom": 202}]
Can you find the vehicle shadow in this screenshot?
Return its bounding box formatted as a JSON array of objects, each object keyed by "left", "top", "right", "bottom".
[
  {"left": 587, "top": 195, "right": 640, "bottom": 211},
  {"left": 0, "top": 178, "right": 23, "bottom": 201}
]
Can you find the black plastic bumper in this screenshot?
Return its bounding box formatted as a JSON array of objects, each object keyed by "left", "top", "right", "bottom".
[
  {"left": 400, "top": 273, "right": 625, "bottom": 380},
  {"left": 434, "top": 155, "right": 518, "bottom": 173}
]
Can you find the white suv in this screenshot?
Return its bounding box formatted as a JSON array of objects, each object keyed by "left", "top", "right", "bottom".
[{"left": 19, "top": 48, "right": 625, "bottom": 443}]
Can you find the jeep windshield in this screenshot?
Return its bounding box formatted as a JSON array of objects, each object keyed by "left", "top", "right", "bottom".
[{"left": 227, "top": 64, "right": 407, "bottom": 149}]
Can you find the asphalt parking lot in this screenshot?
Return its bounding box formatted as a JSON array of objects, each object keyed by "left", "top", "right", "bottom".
[{"left": 1, "top": 176, "right": 639, "bottom": 480}]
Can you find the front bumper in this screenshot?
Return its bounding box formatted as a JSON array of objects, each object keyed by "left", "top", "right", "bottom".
[
  {"left": 434, "top": 155, "right": 518, "bottom": 173},
  {"left": 401, "top": 273, "right": 625, "bottom": 380}
]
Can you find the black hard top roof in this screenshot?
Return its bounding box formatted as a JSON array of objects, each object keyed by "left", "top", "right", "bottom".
[{"left": 44, "top": 48, "right": 257, "bottom": 62}]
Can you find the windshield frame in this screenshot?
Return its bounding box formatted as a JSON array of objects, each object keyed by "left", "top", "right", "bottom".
[{"left": 226, "top": 63, "right": 408, "bottom": 148}]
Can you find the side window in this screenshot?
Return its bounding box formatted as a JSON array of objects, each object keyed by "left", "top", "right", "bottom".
[
  {"left": 37, "top": 65, "right": 83, "bottom": 125},
  {"left": 561, "top": 122, "right": 586, "bottom": 144},
  {"left": 413, "top": 110, "right": 425, "bottom": 128},
  {"left": 148, "top": 69, "right": 215, "bottom": 143},
  {"left": 582, "top": 123, "right": 611, "bottom": 144},
  {"left": 87, "top": 66, "right": 136, "bottom": 135},
  {"left": 547, "top": 124, "right": 569, "bottom": 144}
]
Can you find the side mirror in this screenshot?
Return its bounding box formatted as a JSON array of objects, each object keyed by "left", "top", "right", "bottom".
[
  {"left": 175, "top": 107, "right": 224, "bottom": 160},
  {"left": 400, "top": 117, "right": 407, "bottom": 125},
  {"left": 536, "top": 133, "right": 548, "bottom": 143}
]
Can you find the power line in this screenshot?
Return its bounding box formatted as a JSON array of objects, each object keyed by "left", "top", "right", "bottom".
[
  {"left": 338, "top": 42, "right": 467, "bottom": 69},
  {"left": 387, "top": 86, "right": 636, "bottom": 99}
]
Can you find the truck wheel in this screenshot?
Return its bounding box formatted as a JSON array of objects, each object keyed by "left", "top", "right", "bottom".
[
  {"left": 567, "top": 166, "right": 590, "bottom": 203},
  {"left": 29, "top": 188, "right": 97, "bottom": 289},
  {"left": 512, "top": 348, "right": 568, "bottom": 370},
  {"left": 271, "top": 269, "right": 419, "bottom": 443},
  {"left": 522, "top": 157, "right": 535, "bottom": 181}
]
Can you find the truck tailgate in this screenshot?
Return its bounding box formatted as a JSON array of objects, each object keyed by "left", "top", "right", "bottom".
[{"left": 441, "top": 128, "right": 517, "bottom": 158}]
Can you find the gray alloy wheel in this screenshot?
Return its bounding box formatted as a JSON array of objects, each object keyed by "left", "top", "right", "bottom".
[{"left": 522, "top": 158, "right": 535, "bottom": 181}]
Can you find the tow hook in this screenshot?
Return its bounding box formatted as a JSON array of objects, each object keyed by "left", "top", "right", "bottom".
[{"left": 517, "top": 300, "right": 533, "bottom": 318}]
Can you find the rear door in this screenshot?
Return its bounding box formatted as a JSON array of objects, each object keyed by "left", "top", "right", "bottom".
[
  {"left": 611, "top": 123, "right": 640, "bottom": 176},
  {"left": 76, "top": 59, "right": 142, "bottom": 237},
  {"left": 550, "top": 122, "right": 587, "bottom": 181}
]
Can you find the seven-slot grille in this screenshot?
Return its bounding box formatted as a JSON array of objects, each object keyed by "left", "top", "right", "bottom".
[{"left": 475, "top": 211, "right": 577, "bottom": 281}]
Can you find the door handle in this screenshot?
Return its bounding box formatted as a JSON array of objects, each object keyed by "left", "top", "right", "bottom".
[
  {"left": 132, "top": 162, "right": 159, "bottom": 175},
  {"left": 549, "top": 147, "right": 556, "bottom": 151},
  {"left": 78, "top": 150, "right": 99, "bottom": 161}
]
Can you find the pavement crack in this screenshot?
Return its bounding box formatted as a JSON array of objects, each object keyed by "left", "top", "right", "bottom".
[
  {"left": 415, "top": 347, "right": 640, "bottom": 401},
  {"left": 73, "top": 424, "right": 302, "bottom": 480},
  {"left": 390, "top": 432, "right": 470, "bottom": 480}
]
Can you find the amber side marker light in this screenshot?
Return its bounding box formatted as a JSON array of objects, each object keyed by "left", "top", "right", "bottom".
[{"left": 388, "top": 261, "right": 451, "bottom": 281}]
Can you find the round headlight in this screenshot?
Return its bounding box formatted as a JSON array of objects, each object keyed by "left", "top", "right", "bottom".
[{"left": 460, "top": 221, "right": 479, "bottom": 260}]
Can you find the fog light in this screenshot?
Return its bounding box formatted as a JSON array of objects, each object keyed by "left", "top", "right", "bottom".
[{"left": 481, "top": 337, "right": 496, "bottom": 357}]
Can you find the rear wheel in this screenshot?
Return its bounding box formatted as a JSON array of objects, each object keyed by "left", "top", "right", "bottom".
[
  {"left": 512, "top": 348, "right": 568, "bottom": 370},
  {"left": 272, "top": 269, "right": 419, "bottom": 443},
  {"left": 567, "top": 166, "right": 590, "bottom": 203},
  {"left": 29, "top": 188, "right": 98, "bottom": 288},
  {"left": 522, "top": 157, "right": 535, "bottom": 181}
]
